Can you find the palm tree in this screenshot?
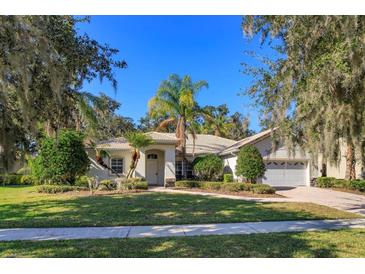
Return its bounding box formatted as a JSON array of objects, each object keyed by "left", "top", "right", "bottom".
[
  {"left": 200, "top": 104, "right": 232, "bottom": 138},
  {"left": 124, "top": 132, "right": 154, "bottom": 179},
  {"left": 148, "top": 74, "right": 208, "bottom": 176}
]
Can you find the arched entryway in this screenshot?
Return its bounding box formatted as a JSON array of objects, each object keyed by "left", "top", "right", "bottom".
[{"left": 145, "top": 149, "right": 165, "bottom": 186}]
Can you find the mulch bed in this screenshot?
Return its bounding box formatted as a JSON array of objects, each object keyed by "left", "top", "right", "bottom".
[{"left": 173, "top": 187, "right": 284, "bottom": 198}]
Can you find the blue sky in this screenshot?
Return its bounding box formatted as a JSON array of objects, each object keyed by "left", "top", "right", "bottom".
[{"left": 77, "top": 16, "right": 273, "bottom": 132}]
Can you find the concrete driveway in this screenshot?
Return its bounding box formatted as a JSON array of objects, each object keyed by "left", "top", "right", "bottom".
[{"left": 276, "top": 187, "right": 365, "bottom": 216}]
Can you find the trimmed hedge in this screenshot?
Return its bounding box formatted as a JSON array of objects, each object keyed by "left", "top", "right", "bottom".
[
  {"left": 36, "top": 185, "right": 88, "bottom": 194},
  {"left": 223, "top": 174, "right": 234, "bottom": 182},
  {"left": 200, "top": 182, "right": 222, "bottom": 191},
  {"left": 221, "top": 182, "right": 243, "bottom": 192},
  {"left": 119, "top": 181, "right": 148, "bottom": 191},
  {"left": 175, "top": 180, "right": 275, "bottom": 195},
  {"left": 349, "top": 180, "right": 365, "bottom": 192},
  {"left": 175, "top": 181, "right": 202, "bottom": 188},
  {"left": 316, "top": 177, "right": 336, "bottom": 188},
  {"left": 98, "top": 179, "right": 117, "bottom": 191},
  {"left": 316, "top": 177, "right": 365, "bottom": 192},
  {"left": 251, "top": 184, "right": 276, "bottom": 194},
  {"left": 75, "top": 175, "right": 90, "bottom": 188}
]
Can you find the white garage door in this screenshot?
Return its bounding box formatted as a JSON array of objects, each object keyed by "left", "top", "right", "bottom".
[{"left": 262, "top": 161, "right": 307, "bottom": 187}]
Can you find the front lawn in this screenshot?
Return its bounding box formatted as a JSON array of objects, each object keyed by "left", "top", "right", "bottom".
[
  {"left": 1, "top": 229, "right": 365, "bottom": 257},
  {"left": 0, "top": 186, "right": 359, "bottom": 228}
]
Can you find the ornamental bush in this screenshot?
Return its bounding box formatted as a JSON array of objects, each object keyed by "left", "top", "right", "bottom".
[
  {"left": 251, "top": 184, "right": 276, "bottom": 194},
  {"left": 119, "top": 181, "right": 148, "bottom": 191},
  {"left": 223, "top": 173, "right": 234, "bottom": 182},
  {"left": 175, "top": 180, "right": 202, "bottom": 188},
  {"left": 200, "top": 181, "right": 222, "bottom": 190},
  {"left": 316, "top": 177, "right": 336, "bottom": 188},
  {"left": 98, "top": 179, "right": 117, "bottom": 191},
  {"left": 221, "top": 182, "right": 243, "bottom": 192},
  {"left": 235, "top": 145, "right": 266, "bottom": 183},
  {"left": 349, "top": 180, "right": 365, "bottom": 192},
  {"left": 34, "top": 130, "right": 90, "bottom": 184},
  {"left": 193, "top": 154, "right": 223, "bottom": 180},
  {"left": 36, "top": 185, "right": 87, "bottom": 194}
]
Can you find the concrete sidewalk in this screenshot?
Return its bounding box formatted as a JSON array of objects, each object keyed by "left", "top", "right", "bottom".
[{"left": 1, "top": 219, "right": 365, "bottom": 242}]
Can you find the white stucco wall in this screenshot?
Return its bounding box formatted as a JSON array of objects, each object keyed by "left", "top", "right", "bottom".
[
  {"left": 88, "top": 143, "right": 176, "bottom": 184},
  {"left": 318, "top": 140, "right": 364, "bottom": 179},
  {"left": 222, "top": 136, "right": 312, "bottom": 185},
  {"left": 86, "top": 148, "right": 132, "bottom": 180},
  {"left": 164, "top": 146, "right": 176, "bottom": 182}
]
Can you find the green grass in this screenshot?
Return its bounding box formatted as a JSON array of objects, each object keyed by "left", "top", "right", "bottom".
[
  {"left": 1, "top": 229, "right": 365, "bottom": 257},
  {"left": 0, "top": 186, "right": 359, "bottom": 228}
]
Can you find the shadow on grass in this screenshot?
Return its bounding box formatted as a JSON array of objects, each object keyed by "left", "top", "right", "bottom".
[
  {"left": 2, "top": 229, "right": 365, "bottom": 258},
  {"left": 0, "top": 190, "right": 355, "bottom": 228}
]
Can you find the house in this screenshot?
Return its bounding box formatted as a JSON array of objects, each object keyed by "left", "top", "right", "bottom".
[{"left": 87, "top": 129, "right": 318, "bottom": 187}]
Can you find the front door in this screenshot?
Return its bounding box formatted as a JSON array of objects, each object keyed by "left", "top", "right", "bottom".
[{"left": 146, "top": 154, "right": 158, "bottom": 185}]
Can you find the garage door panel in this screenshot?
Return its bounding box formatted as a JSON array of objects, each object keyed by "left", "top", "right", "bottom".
[{"left": 262, "top": 161, "right": 307, "bottom": 187}]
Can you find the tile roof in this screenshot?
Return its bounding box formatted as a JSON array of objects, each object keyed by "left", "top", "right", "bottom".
[
  {"left": 96, "top": 132, "right": 178, "bottom": 150},
  {"left": 163, "top": 133, "right": 236, "bottom": 155},
  {"left": 219, "top": 128, "right": 276, "bottom": 156}
]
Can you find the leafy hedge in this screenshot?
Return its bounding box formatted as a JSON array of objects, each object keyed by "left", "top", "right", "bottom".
[
  {"left": 98, "top": 179, "right": 117, "bottom": 191},
  {"left": 316, "top": 177, "right": 365, "bottom": 192},
  {"left": 175, "top": 181, "right": 202, "bottom": 188},
  {"left": 223, "top": 174, "right": 234, "bottom": 182},
  {"left": 36, "top": 185, "right": 88, "bottom": 194},
  {"left": 175, "top": 180, "right": 275, "bottom": 195},
  {"left": 119, "top": 181, "right": 148, "bottom": 191}
]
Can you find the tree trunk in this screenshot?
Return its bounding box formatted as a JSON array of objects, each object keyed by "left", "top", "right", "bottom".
[
  {"left": 180, "top": 116, "right": 187, "bottom": 178},
  {"left": 345, "top": 141, "right": 356, "bottom": 180}
]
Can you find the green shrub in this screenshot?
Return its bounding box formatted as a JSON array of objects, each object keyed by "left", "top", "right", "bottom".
[
  {"left": 333, "top": 179, "right": 349, "bottom": 188},
  {"left": 223, "top": 174, "right": 234, "bottom": 182},
  {"left": 119, "top": 181, "right": 148, "bottom": 191},
  {"left": 349, "top": 180, "right": 365, "bottom": 192},
  {"left": 175, "top": 180, "right": 202, "bottom": 188},
  {"left": 37, "top": 185, "right": 74, "bottom": 194},
  {"left": 221, "top": 182, "right": 243, "bottom": 192},
  {"left": 34, "top": 130, "right": 90, "bottom": 184},
  {"left": 36, "top": 185, "right": 88, "bottom": 193},
  {"left": 193, "top": 154, "right": 223, "bottom": 180},
  {"left": 316, "top": 177, "right": 335, "bottom": 188},
  {"left": 241, "top": 183, "right": 254, "bottom": 192},
  {"left": 200, "top": 182, "right": 222, "bottom": 191},
  {"left": 235, "top": 145, "right": 266, "bottom": 183},
  {"left": 98, "top": 179, "right": 117, "bottom": 191},
  {"left": 20, "top": 175, "right": 37, "bottom": 185},
  {"left": 74, "top": 175, "right": 90, "bottom": 187},
  {"left": 251, "top": 184, "right": 276, "bottom": 194},
  {"left": 1, "top": 174, "right": 22, "bottom": 185}
]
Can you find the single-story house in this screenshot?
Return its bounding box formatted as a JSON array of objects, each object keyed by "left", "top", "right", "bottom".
[{"left": 87, "top": 129, "right": 322, "bottom": 187}]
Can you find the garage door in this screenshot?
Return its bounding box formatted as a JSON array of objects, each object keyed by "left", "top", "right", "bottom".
[{"left": 262, "top": 161, "right": 307, "bottom": 187}]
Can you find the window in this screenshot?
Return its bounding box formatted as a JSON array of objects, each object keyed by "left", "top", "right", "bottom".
[
  {"left": 175, "top": 160, "right": 193, "bottom": 179},
  {"left": 111, "top": 158, "right": 123, "bottom": 174},
  {"left": 147, "top": 154, "right": 158, "bottom": 159}
]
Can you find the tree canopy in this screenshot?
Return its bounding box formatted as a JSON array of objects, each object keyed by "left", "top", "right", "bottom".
[
  {"left": 0, "top": 16, "right": 127, "bottom": 171},
  {"left": 242, "top": 16, "right": 365, "bottom": 179}
]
